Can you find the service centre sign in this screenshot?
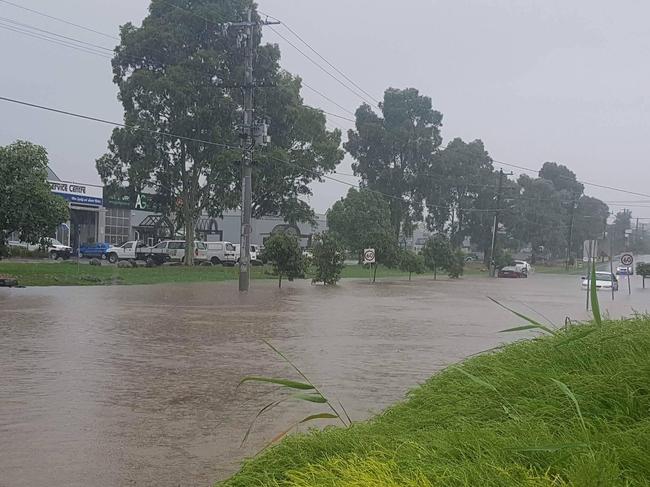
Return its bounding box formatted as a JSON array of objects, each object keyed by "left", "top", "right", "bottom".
[{"left": 49, "top": 180, "right": 103, "bottom": 207}]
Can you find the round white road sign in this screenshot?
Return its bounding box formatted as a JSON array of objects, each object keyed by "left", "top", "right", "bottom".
[
  {"left": 363, "top": 248, "right": 376, "bottom": 264},
  {"left": 621, "top": 253, "right": 634, "bottom": 266}
]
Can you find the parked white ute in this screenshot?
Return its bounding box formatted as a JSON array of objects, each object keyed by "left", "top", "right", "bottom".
[{"left": 105, "top": 241, "right": 149, "bottom": 264}]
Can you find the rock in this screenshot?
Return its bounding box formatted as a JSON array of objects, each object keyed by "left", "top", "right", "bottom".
[
  {"left": 0, "top": 277, "right": 18, "bottom": 287},
  {"left": 117, "top": 260, "right": 132, "bottom": 269},
  {"left": 89, "top": 258, "right": 102, "bottom": 266}
]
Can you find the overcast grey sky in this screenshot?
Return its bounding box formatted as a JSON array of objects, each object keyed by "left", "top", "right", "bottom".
[{"left": 2, "top": 0, "right": 650, "bottom": 218}]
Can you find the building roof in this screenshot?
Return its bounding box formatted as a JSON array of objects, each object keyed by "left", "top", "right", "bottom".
[{"left": 46, "top": 166, "right": 61, "bottom": 181}]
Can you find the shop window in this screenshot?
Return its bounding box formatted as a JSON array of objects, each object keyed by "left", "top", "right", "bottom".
[{"left": 105, "top": 208, "right": 130, "bottom": 245}]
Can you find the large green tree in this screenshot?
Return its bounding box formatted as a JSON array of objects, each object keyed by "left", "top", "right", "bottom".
[
  {"left": 0, "top": 141, "right": 69, "bottom": 254},
  {"left": 510, "top": 175, "right": 566, "bottom": 262},
  {"left": 571, "top": 196, "right": 609, "bottom": 259},
  {"left": 425, "top": 138, "right": 495, "bottom": 247},
  {"left": 97, "top": 0, "right": 343, "bottom": 264},
  {"left": 345, "top": 88, "right": 443, "bottom": 240},
  {"left": 327, "top": 188, "right": 398, "bottom": 281}
]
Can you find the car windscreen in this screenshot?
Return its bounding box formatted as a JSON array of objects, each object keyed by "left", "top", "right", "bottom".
[{"left": 226, "top": 243, "right": 236, "bottom": 251}]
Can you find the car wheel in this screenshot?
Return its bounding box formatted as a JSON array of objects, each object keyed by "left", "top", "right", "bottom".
[
  {"left": 49, "top": 251, "right": 58, "bottom": 260},
  {"left": 107, "top": 253, "right": 118, "bottom": 264},
  {"left": 211, "top": 257, "right": 221, "bottom": 266}
]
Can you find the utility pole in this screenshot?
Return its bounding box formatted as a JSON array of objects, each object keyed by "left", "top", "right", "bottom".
[
  {"left": 565, "top": 196, "right": 580, "bottom": 270},
  {"left": 238, "top": 7, "right": 254, "bottom": 293},
  {"left": 223, "top": 9, "right": 278, "bottom": 293},
  {"left": 489, "top": 169, "right": 512, "bottom": 277}
]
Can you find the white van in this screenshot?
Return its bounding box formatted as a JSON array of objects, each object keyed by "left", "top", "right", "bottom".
[
  {"left": 205, "top": 241, "right": 237, "bottom": 266},
  {"left": 147, "top": 240, "right": 208, "bottom": 264}
]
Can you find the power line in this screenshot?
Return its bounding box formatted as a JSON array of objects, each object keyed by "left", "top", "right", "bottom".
[
  {"left": 301, "top": 81, "right": 356, "bottom": 117},
  {"left": 258, "top": 9, "right": 381, "bottom": 105},
  {"left": 0, "top": 0, "right": 119, "bottom": 40},
  {"left": 0, "top": 22, "right": 112, "bottom": 59},
  {"left": 0, "top": 16, "right": 115, "bottom": 53},
  {"left": 492, "top": 159, "right": 650, "bottom": 199},
  {"left": 265, "top": 24, "right": 375, "bottom": 108},
  {"left": 0, "top": 95, "right": 235, "bottom": 150},
  {"left": 0, "top": 6, "right": 359, "bottom": 124},
  {"left": 0, "top": 95, "right": 508, "bottom": 214},
  {"left": 137, "top": 1, "right": 361, "bottom": 118}
]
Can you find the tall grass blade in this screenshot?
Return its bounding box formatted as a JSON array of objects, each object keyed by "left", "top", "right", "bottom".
[
  {"left": 452, "top": 366, "right": 498, "bottom": 392},
  {"left": 552, "top": 379, "right": 587, "bottom": 435},
  {"left": 299, "top": 413, "right": 339, "bottom": 424},
  {"left": 488, "top": 297, "right": 557, "bottom": 335},
  {"left": 515, "top": 442, "right": 589, "bottom": 452},
  {"left": 338, "top": 399, "right": 353, "bottom": 425},
  {"left": 499, "top": 324, "right": 552, "bottom": 333},
  {"left": 294, "top": 393, "right": 327, "bottom": 403},
  {"left": 239, "top": 377, "right": 315, "bottom": 390},
  {"left": 590, "top": 265, "right": 602, "bottom": 325},
  {"left": 241, "top": 397, "right": 290, "bottom": 446}
]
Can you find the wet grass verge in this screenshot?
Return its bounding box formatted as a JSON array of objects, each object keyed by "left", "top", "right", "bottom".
[
  {"left": 0, "top": 262, "right": 422, "bottom": 287},
  {"left": 0, "top": 261, "right": 272, "bottom": 286},
  {"left": 220, "top": 317, "right": 650, "bottom": 486}
]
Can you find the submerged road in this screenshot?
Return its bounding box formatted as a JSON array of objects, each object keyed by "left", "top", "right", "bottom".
[{"left": 1, "top": 273, "right": 648, "bottom": 486}]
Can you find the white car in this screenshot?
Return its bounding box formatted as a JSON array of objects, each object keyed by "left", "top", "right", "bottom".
[
  {"left": 513, "top": 260, "right": 533, "bottom": 274},
  {"left": 9, "top": 238, "right": 72, "bottom": 260},
  {"left": 616, "top": 265, "right": 633, "bottom": 276},
  {"left": 581, "top": 272, "right": 619, "bottom": 291},
  {"left": 205, "top": 241, "right": 238, "bottom": 266}
]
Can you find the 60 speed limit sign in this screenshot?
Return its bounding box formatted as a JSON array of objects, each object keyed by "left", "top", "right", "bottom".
[
  {"left": 363, "top": 248, "right": 376, "bottom": 264},
  {"left": 621, "top": 253, "right": 634, "bottom": 266}
]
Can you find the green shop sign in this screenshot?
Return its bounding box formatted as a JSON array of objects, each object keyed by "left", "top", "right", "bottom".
[{"left": 103, "top": 187, "right": 159, "bottom": 211}]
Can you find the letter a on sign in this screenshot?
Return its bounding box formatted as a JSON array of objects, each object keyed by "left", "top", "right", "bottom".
[{"left": 363, "top": 248, "right": 376, "bottom": 264}]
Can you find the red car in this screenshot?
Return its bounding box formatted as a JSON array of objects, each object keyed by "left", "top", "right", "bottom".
[{"left": 498, "top": 266, "right": 528, "bottom": 278}]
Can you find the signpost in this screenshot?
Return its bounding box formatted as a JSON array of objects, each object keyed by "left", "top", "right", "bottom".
[
  {"left": 363, "top": 248, "right": 376, "bottom": 283},
  {"left": 621, "top": 253, "right": 634, "bottom": 295}
]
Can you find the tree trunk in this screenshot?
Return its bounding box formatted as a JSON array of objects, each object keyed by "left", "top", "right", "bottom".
[
  {"left": 434, "top": 265, "right": 437, "bottom": 280},
  {"left": 409, "top": 271, "right": 412, "bottom": 281},
  {"left": 278, "top": 274, "right": 282, "bottom": 288},
  {"left": 372, "top": 264, "right": 378, "bottom": 283},
  {"left": 183, "top": 205, "right": 195, "bottom": 267}
]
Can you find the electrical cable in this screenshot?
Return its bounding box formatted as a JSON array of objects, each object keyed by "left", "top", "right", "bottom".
[
  {"left": 0, "top": 0, "right": 119, "bottom": 40},
  {"left": 258, "top": 9, "right": 381, "bottom": 105},
  {"left": 265, "top": 24, "right": 375, "bottom": 108},
  {"left": 0, "top": 95, "right": 508, "bottom": 214}
]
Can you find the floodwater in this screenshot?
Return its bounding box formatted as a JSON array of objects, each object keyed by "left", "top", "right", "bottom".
[{"left": 1, "top": 273, "right": 649, "bottom": 486}]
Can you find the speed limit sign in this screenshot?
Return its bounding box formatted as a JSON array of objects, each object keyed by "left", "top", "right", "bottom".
[
  {"left": 621, "top": 253, "right": 634, "bottom": 266},
  {"left": 363, "top": 248, "right": 376, "bottom": 264}
]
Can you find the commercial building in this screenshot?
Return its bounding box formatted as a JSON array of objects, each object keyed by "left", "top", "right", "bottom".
[
  {"left": 46, "top": 168, "right": 325, "bottom": 250},
  {"left": 48, "top": 167, "right": 106, "bottom": 250}
]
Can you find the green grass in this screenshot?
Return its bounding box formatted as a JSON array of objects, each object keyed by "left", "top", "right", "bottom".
[
  {"left": 0, "top": 261, "right": 421, "bottom": 287},
  {"left": 0, "top": 261, "right": 273, "bottom": 286},
  {"left": 220, "top": 318, "right": 650, "bottom": 486}
]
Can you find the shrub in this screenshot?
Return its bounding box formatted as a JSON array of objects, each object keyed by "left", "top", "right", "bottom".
[{"left": 311, "top": 232, "right": 345, "bottom": 285}]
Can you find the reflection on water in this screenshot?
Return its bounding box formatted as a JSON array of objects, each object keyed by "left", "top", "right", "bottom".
[{"left": 1, "top": 274, "right": 648, "bottom": 486}]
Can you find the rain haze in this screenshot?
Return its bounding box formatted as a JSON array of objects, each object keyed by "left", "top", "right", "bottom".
[{"left": 1, "top": 0, "right": 649, "bottom": 216}]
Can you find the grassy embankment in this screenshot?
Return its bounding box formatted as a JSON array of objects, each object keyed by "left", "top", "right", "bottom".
[
  {"left": 0, "top": 261, "right": 424, "bottom": 286},
  {"left": 221, "top": 318, "right": 650, "bottom": 486}
]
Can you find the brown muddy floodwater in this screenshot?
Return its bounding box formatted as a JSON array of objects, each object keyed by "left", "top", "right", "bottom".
[{"left": 1, "top": 274, "right": 649, "bottom": 486}]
